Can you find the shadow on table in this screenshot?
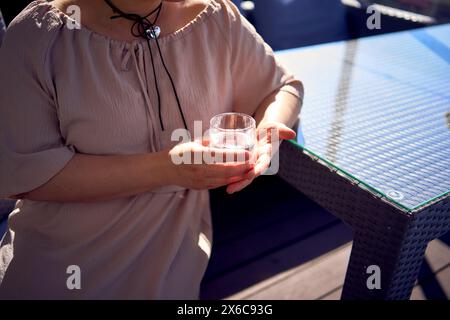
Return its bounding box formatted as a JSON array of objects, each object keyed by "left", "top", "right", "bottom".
[
  {"left": 417, "top": 231, "right": 449, "bottom": 300},
  {"left": 418, "top": 255, "right": 449, "bottom": 300}
]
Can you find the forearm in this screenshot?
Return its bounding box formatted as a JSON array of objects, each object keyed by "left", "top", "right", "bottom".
[
  {"left": 254, "top": 84, "right": 303, "bottom": 128},
  {"left": 18, "top": 152, "right": 171, "bottom": 202}
]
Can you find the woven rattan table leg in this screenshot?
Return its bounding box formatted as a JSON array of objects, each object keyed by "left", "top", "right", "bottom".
[
  {"left": 341, "top": 229, "right": 427, "bottom": 300},
  {"left": 341, "top": 198, "right": 450, "bottom": 300}
]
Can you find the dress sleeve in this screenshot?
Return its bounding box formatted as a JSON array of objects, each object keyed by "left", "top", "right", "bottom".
[
  {"left": 0, "top": 8, "right": 75, "bottom": 198},
  {"left": 225, "top": 1, "right": 304, "bottom": 116}
]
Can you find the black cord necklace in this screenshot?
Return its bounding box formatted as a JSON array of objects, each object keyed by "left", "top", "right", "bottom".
[{"left": 104, "top": 0, "right": 188, "bottom": 131}]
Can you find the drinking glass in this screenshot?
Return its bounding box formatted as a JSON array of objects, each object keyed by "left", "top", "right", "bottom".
[{"left": 209, "top": 113, "right": 256, "bottom": 152}]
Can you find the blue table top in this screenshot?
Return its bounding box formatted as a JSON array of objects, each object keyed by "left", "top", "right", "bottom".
[{"left": 275, "top": 23, "right": 450, "bottom": 212}]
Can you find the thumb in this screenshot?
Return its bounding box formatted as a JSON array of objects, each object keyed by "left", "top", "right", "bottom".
[{"left": 277, "top": 124, "right": 296, "bottom": 140}]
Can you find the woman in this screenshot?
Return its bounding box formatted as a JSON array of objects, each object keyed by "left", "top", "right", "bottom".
[{"left": 0, "top": 0, "right": 303, "bottom": 299}]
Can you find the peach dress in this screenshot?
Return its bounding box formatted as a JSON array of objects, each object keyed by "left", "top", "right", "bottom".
[{"left": 0, "top": 0, "right": 302, "bottom": 299}]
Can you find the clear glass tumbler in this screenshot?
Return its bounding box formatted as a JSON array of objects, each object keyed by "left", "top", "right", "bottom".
[{"left": 209, "top": 112, "right": 256, "bottom": 152}]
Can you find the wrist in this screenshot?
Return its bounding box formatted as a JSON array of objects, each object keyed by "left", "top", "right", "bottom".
[{"left": 153, "top": 149, "right": 178, "bottom": 187}]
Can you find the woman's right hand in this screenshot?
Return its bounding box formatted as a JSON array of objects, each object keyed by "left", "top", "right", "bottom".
[{"left": 166, "top": 141, "right": 254, "bottom": 190}]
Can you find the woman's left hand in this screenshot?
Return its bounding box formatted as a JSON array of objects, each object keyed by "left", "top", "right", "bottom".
[{"left": 226, "top": 121, "right": 296, "bottom": 194}]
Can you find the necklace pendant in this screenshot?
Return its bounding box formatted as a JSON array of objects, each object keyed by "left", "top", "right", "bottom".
[{"left": 146, "top": 25, "right": 161, "bottom": 39}]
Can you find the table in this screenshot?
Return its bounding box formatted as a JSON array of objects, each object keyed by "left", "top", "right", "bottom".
[{"left": 275, "top": 23, "right": 450, "bottom": 300}]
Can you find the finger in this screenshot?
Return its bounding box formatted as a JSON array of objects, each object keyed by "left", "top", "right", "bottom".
[
  {"left": 225, "top": 149, "right": 272, "bottom": 193},
  {"left": 239, "top": 156, "right": 267, "bottom": 182},
  {"left": 205, "top": 147, "right": 252, "bottom": 163},
  {"left": 277, "top": 125, "right": 296, "bottom": 140},
  {"left": 207, "top": 174, "right": 248, "bottom": 189},
  {"left": 241, "top": 149, "right": 268, "bottom": 180},
  {"left": 222, "top": 166, "right": 255, "bottom": 181},
  {"left": 258, "top": 123, "right": 296, "bottom": 141},
  {"left": 205, "top": 162, "right": 254, "bottom": 179},
  {"left": 200, "top": 138, "right": 210, "bottom": 147},
  {"left": 244, "top": 167, "right": 257, "bottom": 180},
  {"left": 257, "top": 143, "right": 272, "bottom": 157},
  {"left": 226, "top": 178, "right": 253, "bottom": 194},
  {"left": 254, "top": 153, "right": 271, "bottom": 176},
  {"left": 226, "top": 175, "right": 249, "bottom": 184}
]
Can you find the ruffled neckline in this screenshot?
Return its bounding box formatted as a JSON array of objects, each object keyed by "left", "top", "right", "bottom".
[{"left": 33, "top": 0, "right": 219, "bottom": 46}]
